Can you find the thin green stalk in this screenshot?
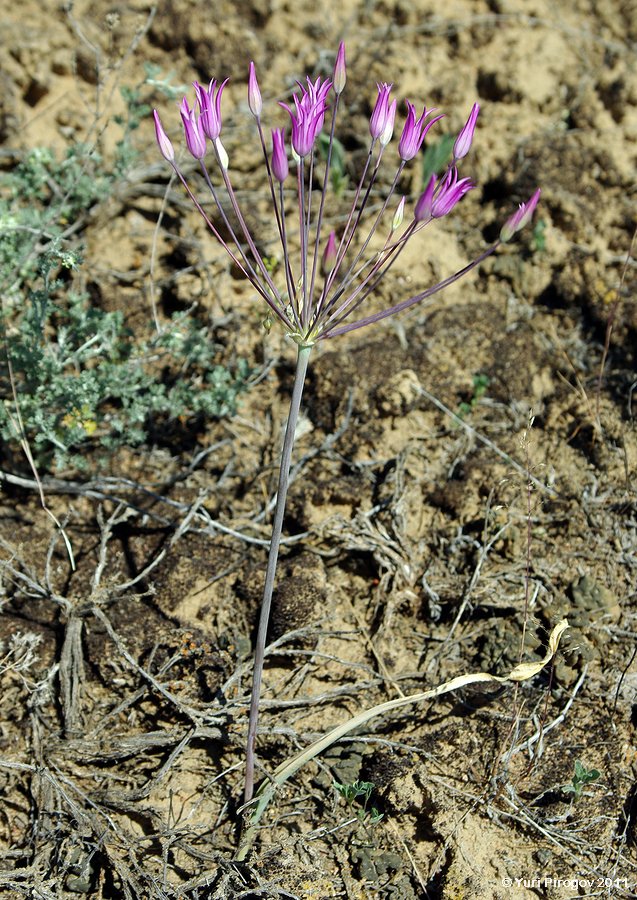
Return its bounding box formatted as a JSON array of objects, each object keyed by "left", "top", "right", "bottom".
[{"left": 244, "top": 342, "right": 313, "bottom": 804}]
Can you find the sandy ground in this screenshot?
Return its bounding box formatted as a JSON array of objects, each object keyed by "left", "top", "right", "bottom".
[{"left": 0, "top": 0, "right": 636, "bottom": 897}]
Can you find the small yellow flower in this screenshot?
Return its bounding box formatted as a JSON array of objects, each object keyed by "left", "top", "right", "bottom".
[{"left": 60, "top": 405, "right": 97, "bottom": 435}]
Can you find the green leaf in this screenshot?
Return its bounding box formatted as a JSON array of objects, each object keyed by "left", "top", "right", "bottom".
[{"left": 422, "top": 134, "right": 455, "bottom": 186}]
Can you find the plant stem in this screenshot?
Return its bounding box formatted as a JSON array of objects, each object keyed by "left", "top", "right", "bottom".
[{"left": 244, "top": 342, "right": 312, "bottom": 804}]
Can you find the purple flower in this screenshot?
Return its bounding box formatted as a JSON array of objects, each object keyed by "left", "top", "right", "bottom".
[
  {"left": 369, "top": 83, "right": 393, "bottom": 141},
  {"left": 500, "top": 188, "right": 541, "bottom": 242},
  {"left": 271, "top": 128, "right": 289, "bottom": 182},
  {"left": 453, "top": 102, "right": 480, "bottom": 161},
  {"left": 398, "top": 101, "right": 444, "bottom": 161},
  {"left": 416, "top": 168, "right": 474, "bottom": 221},
  {"left": 248, "top": 62, "right": 262, "bottom": 118},
  {"left": 194, "top": 78, "right": 229, "bottom": 141},
  {"left": 431, "top": 167, "right": 474, "bottom": 217},
  {"left": 414, "top": 174, "right": 436, "bottom": 222},
  {"left": 153, "top": 109, "right": 174, "bottom": 162},
  {"left": 280, "top": 76, "right": 332, "bottom": 158},
  {"left": 180, "top": 97, "right": 207, "bottom": 159},
  {"left": 333, "top": 41, "right": 346, "bottom": 95},
  {"left": 299, "top": 75, "right": 332, "bottom": 132}
]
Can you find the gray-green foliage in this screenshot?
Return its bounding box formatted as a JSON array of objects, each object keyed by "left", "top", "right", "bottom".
[
  {"left": 0, "top": 249, "right": 251, "bottom": 471},
  {"left": 457, "top": 373, "right": 490, "bottom": 418},
  {"left": 3, "top": 264, "right": 251, "bottom": 469},
  {"left": 563, "top": 760, "right": 601, "bottom": 800},
  {"left": 531, "top": 217, "right": 546, "bottom": 253},
  {"left": 334, "top": 780, "right": 383, "bottom": 825},
  {"left": 0, "top": 67, "right": 250, "bottom": 473},
  {"left": 0, "top": 144, "right": 111, "bottom": 299},
  {"left": 0, "top": 63, "right": 185, "bottom": 297}
]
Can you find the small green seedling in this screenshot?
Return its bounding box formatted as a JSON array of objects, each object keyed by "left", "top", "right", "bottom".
[
  {"left": 334, "top": 780, "right": 383, "bottom": 825},
  {"left": 563, "top": 760, "right": 601, "bottom": 800},
  {"left": 262, "top": 255, "right": 279, "bottom": 276},
  {"left": 457, "top": 373, "right": 490, "bottom": 419}
]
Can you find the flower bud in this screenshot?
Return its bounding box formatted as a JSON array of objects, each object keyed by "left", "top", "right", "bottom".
[
  {"left": 248, "top": 62, "right": 262, "bottom": 118},
  {"left": 392, "top": 196, "right": 405, "bottom": 231},
  {"left": 414, "top": 175, "right": 435, "bottom": 222},
  {"left": 271, "top": 128, "right": 289, "bottom": 182},
  {"left": 322, "top": 230, "right": 338, "bottom": 275},
  {"left": 453, "top": 102, "right": 479, "bottom": 161},
  {"left": 153, "top": 109, "right": 174, "bottom": 162},
  {"left": 369, "top": 83, "right": 393, "bottom": 140},
  {"left": 500, "top": 189, "right": 541, "bottom": 242},
  {"left": 333, "top": 42, "right": 346, "bottom": 95},
  {"left": 379, "top": 99, "right": 397, "bottom": 147},
  {"left": 215, "top": 137, "right": 229, "bottom": 170}
]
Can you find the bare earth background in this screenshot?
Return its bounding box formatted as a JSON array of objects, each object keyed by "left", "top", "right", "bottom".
[{"left": 1, "top": 0, "right": 636, "bottom": 897}]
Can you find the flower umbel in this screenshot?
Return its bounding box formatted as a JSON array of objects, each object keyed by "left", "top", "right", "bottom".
[{"left": 154, "top": 52, "right": 537, "bottom": 345}]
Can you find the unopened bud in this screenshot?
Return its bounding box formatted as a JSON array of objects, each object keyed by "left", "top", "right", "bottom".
[
  {"left": 414, "top": 175, "right": 435, "bottom": 222},
  {"left": 215, "top": 138, "right": 229, "bottom": 170},
  {"left": 380, "top": 99, "right": 397, "bottom": 147},
  {"left": 153, "top": 109, "right": 175, "bottom": 162},
  {"left": 333, "top": 42, "right": 346, "bottom": 95},
  {"left": 248, "top": 62, "right": 262, "bottom": 118},
  {"left": 370, "top": 83, "right": 393, "bottom": 141},
  {"left": 322, "top": 230, "right": 338, "bottom": 275},
  {"left": 500, "top": 188, "right": 541, "bottom": 242},
  {"left": 453, "top": 102, "right": 479, "bottom": 161},
  {"left": 271, "top": 128, "right": 289, "bottom": 182},
  {"left": 392, "top": 196, "right": 405, "bottom": 231}
]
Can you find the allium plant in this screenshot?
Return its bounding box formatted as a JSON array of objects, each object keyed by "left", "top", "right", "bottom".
[{"left": 153, "top": 43, "right": 540, "bottom": 805}]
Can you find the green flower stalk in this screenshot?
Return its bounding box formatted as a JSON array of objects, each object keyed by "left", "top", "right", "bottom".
[{"left": 153, "top": 41, "right": 540, "bottom": 804}]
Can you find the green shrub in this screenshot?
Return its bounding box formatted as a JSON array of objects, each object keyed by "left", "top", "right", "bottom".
[{"left": 0, "top": 249, "right": 251, "bottom": 472}]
